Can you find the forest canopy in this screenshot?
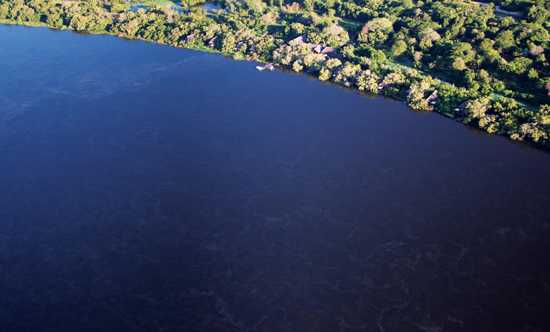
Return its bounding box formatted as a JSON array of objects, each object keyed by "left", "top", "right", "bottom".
[{"left": 1, "top": 0, "right": 549, "bottom": 148}]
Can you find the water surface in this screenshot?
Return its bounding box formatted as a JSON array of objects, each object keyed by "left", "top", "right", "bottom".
[{"left": 1, "top": 25, "right": 550, "bottom": 332}]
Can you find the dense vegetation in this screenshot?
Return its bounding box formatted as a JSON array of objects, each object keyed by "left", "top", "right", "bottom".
[{"left": 1, "top": 0, "right": 550, "bottom": 148}]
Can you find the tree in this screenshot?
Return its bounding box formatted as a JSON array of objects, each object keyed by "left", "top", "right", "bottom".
[
  {"left": 358, "top": 17, "right": 393, "bottom": 45},
  {"left": 463, "top": 97, "right": 491, "bottom": 124},
  {"left": 303, "top": 0, "right": 314, "bottom": 12},
  {"left": 356, "top": 70, "right": 380, "bottom": 94},
  {"left": 450, "top": 42, "right": 476, "bottom": 71},
  {"left": 407, "top": 78, "right": 436, "bottom": 112},
  {"left": 319, "top": 23, "right": 349, "bottom": 48},
  {"left": 391, "top": 39, "right": 407, "bottom": 57},
  {"left": 537, "top": 105, "right": 550, "bottom": 125},
  {"left": 505, "top": 57, "right": 533, "bottom": 75},
  {"left": 418, "top": 28, "right": 441, "bottom": 50},
  {"left": 495, "top": 30, "right": 515, "bottom": 50},
  {"left": 318, "top": 68, "right": 332, "bottom": 81},
  {"left": 479, "top": 38, "right": 501, "bottom": 64}
]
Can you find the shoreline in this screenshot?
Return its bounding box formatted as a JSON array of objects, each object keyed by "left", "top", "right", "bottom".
[{"left": 1, "top": 0, "right": 548, "bottom": 150}]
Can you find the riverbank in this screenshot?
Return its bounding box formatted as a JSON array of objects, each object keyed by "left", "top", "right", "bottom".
[{"left": 1, "top": 0, "right": 548, "bottom": 150}]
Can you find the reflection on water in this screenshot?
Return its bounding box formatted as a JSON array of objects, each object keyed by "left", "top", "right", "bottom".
[{"left": 1, "top": 25, "right": 550, "bottom": 332}]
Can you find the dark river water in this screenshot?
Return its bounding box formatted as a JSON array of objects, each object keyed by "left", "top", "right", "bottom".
[{"left": 1, "top": 25, "right": 550, "bottom": 332}]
